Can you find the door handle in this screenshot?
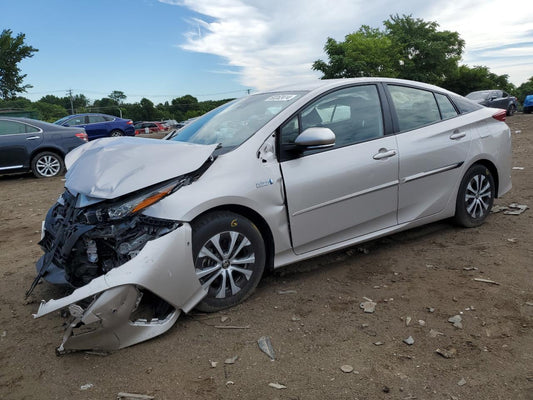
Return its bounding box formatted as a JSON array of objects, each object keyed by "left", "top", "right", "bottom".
[
  {"left": 449, "top": 130, "right": 466, "bottom": 140},
  {"left": 373, "top": 148, "right": 397, "bottom": 160},
  {"left": 26, "top": 136, "right": 40, "bottom": 140}
]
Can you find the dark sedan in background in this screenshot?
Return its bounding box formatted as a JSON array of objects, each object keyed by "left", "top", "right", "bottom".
[
  {"left": 0, "top": 117, "right": 87, "bottom": 178},
  {"left": 466, "top": 90, "right": 518, "bottom": 116},
  {"left": 54, "top": 113, "right": 135, "bottom": 140}
]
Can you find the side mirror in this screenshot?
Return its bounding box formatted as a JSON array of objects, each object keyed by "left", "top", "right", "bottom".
[{"left": 294, "top": 127, "right": 335, "bottom": 149}]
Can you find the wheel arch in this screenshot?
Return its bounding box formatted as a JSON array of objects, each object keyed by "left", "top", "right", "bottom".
[
  {"left": 191, "top": 204, "right": 275, "bottom": 273},
  {"left": 469, "top": 159, "right": 499, "bottom": 197},
  {"left": 30, "top": 146, "right": 65, "bottom": 163}
]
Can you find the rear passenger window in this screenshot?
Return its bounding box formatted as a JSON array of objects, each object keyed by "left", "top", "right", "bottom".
[
  {"left": 388, "top": 85, "right": 440, "bottom": 131},
  {"left": 451, "top": 96, "right": 482, "bottom": 114},
  {"left": 0, "top": 121, "right": 39, "bottom": 135},
  {"left": 435, "top": 93, "right": 458, "bottom": 120},
  {"left": 88, "top": 115, "right": 106, "bottom": 123}
]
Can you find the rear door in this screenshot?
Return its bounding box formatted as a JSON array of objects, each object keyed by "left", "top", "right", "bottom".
[
  {"left": 386, "top": 84, "right": 471, "bottom": 224},
  {"left": 279, "top": 84, "right": 399, "bottom": 254},
  {"left": 86, "top": 115, "right": 110, "bottom": 139},
  {"left": 0, "top": 119, "right": 43, "bottom": 172}
]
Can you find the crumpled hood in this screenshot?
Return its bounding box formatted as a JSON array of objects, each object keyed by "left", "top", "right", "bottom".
[{"left": 65, "top": 137, "right": 217, "bottom": 199}]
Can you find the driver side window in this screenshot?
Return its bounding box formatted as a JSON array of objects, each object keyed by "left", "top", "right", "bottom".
[{"left": 280, "top": 85, "right": 384, "bottom": 148}]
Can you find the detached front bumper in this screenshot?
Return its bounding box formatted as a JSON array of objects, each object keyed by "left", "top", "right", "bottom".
[{"left": 34, "top": 223, "right": 207, "bottom": 353}]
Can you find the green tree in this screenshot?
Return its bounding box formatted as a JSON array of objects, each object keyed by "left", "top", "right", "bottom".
[
  {"left": 515, "top": 76, "right": 533, "bottom": 104},
  {"left": 442, "top": 65, "right": 515, "bottom": 95},
  {"left": 0, "top": 29, "right": 38, "bottom": 99},
  {"left": 313, "top": 26, "right": 398, "bottom": 78},
  {"left": 32, "top": 101, "right": 67, "bottom": 121},
  {"left": 384, "top": 15, "right": 464, "bottom": 85},
  {"left": 313, "top": 15, "right": 464, "bottom": 86},
  {"left": 109, "top": 90, "right": 126, "bottom": 104}
]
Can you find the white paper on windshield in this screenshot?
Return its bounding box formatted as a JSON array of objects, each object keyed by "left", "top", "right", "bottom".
[{"left": 265, "top": 94, "right": 297, "bottom": 102}]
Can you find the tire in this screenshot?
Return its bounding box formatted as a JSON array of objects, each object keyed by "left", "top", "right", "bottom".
[
  {"left": 192, "top": 211, "right": 266, "bottom": 312},
  {"left": 31, "top": 151, "right": 65, "bottom": 178},
  {"left": 506, "top": 104, "right": 516, "bottom": 116},
  {"left": 110, "top": 130, "right": 124, "bottom": 137},
  {"left": 454, "top": 164, "right": 495, "bottom": 228}
]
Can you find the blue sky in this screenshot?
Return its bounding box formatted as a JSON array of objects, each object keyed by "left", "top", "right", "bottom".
[{"left": 1, "top": 0, "right": 532, "bottom": 104}]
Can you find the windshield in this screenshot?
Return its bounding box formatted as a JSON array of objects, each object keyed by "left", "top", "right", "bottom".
[
  {"left": 466, "top": 91, "right": 490, "bottom": 100},
  {"left": 171, "top": 92, "right": 305, "bottom": 148}
]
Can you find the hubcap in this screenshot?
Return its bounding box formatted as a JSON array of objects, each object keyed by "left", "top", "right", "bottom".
[
  {"left": 195, "top": 231, "right": 255, "bottom": 299},
  {"left": 36, "top": 155, "right": 61, "bottom": 177},
  {"left": 465, "top": 174, "right": 491, "bottom": 218}
]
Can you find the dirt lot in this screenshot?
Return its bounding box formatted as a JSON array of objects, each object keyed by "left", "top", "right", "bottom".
[{"left": 1, "top": 115, "right": 532, "bottom": 400}]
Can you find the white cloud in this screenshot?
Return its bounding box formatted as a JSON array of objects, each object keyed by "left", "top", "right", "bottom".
[{"left": 162, "top": 0, "right": 533, "bottom": 89}]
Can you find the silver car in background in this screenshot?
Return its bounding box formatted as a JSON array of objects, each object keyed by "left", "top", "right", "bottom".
[{"left": 31, "top": 78, "right": 512, "bottom": 353}]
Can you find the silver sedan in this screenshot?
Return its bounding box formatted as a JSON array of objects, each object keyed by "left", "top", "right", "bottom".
[{"left": 31, "top": 78, "right": 511, "bottom": 353}]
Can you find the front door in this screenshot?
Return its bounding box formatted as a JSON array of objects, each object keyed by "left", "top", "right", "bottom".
[{"left": 279, "top": 84, "right": 399, "bottom": 254}]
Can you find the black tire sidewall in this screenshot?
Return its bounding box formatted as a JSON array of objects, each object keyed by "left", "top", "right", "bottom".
[
  {"left": 110, "top": 130, "right": 123, "bottom": 137},
  {"left": 192, "top": 211, "right": 266, "bottom": 312},
  {"left": 31, "top": 151, "right": 65, "bottom": 178},
  {"left": 455, "top": 165, "right": 495, "bottom": 228}
]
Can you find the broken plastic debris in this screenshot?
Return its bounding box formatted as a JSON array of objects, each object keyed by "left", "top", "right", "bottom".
[
  {"left": 463, "top": 266, "right": 478, "bottom": 271},
  {"left": 403, "top": 336, "right": 414, "bottom": 345},
  {"left": 429, "top": 329, "right": 444, "bottom": 338},
  {"left": 373, "top": 341, "right": 384, "bottom": 346},
  {"left": 117, "top": 393, "right": 155, "bottom": 400},
  {"left": 80, "top": 383, "right": 94, "bottom": 391},
  {"left": 210, "top": 360, "right": 218, "bottom": 368},
  {"left": 268, "top": 382, "right": 287, "bottom": 389},
  {"left": 220, "top": 316, "right": 229, "bottom": 323},
  {"left": 503, "top": 203, "right": 528, "bottom": 215},
  {"left": 474, "top": 278, "right": 500, "bottom": 285},
  {"left": 277, "top": 289, "right": 297, "bottom": 295},
  {"left": 457, "top": 378, "right": 467, "bottom": 386},
  {"left": 257, "top": 336, "right": 276, "bottom": 360},
  {"left": 360, "top": 301, "right": 376, "bottom": 313},
  {"left": 512, "top": 167, "right": 524, "bottom": 170},
  {"left": 405, "top": 316, "right": 412, "bottom": 326},
  {"left": 340, "top": 365, "right": 354, "bottom": 373},
  {"left": 418, "top": 320, "right": 426, "bottom": 326},
  {"left": 448, "top": 315, "right": 463, "bottom": 329},
  {"left": 224, "top": 355, "right": 239, "bottom": 364},
  {"left": 436, "top": 346, "right": 457, "bottom": 359}
]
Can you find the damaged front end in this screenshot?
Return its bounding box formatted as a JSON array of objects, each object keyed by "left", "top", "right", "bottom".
[{"left": 31, "top": 157, "right": 214, "bottom": 354}]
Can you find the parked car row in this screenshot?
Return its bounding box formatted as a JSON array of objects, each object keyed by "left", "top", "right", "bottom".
[
  {"left": 134, "top": 121, "right": 167, "bottom": 135},
  {"left": 0, "top": 117, "right": 88, "bottom": 178},
  {"left": 466, "top": 90, "right": 518, "bottom": 116},
  {"left": 54, "top": 113, "right": 135, "bottom": 140}
]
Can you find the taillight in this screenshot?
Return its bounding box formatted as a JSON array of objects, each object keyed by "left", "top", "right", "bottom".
[
  {"left": 127, "top": 120, "right": 133, "bottom": 125},
  {"left": 75, "top": 132, "right": 88, "bottom": 142},
  {"left": 492, "top": 110, "right": 506, "bottom": 122}
]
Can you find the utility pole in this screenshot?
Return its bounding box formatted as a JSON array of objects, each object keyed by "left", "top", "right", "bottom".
[{"left": 67, "top": 89, "right": 74, "bottom": 114}]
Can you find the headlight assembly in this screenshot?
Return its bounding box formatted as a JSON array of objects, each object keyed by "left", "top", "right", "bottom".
[{"left": 95, "top": 180, "right": 182, "bottom": 221}]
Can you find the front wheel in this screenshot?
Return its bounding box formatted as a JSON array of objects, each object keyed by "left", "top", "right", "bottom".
[
  {"left": 192, "top": 211, "right": 266, "bottom": 312},
  {"left": 31, "top": 151, "right": 64, "bottom": 178},
  {"left": 454, "top": 165, "right": 495, "bottom": 227}
]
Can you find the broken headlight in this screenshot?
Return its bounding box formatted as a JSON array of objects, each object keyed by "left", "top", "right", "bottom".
[{"left": 94, "top": 180, "right": 182, "bottom": 221}]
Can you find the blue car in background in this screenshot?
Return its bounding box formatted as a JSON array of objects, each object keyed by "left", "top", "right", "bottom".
[
  {"left": 54, "top": 113, "right": 135, "bottom": 140},
  {"left": 523, "top": 95, "right": 533, "bottom": 114}
]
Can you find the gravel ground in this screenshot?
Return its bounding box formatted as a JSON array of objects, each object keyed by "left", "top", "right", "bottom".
[{"left": 0, "top": 114, "right": 532, "bottom": 400}]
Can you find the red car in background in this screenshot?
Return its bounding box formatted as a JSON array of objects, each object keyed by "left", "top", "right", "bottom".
[{"left": 134, "top": 121, "right": 167, "bottom": 135}]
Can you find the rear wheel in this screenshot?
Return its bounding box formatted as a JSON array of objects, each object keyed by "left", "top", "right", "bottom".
[
  {"left": 454, "top": 164, "right": 495, "bottom": 227},
  {"left": 192, "top": 211, "right": 266, "bottom": 312},
  {"left": 506, "top": 104, "right": 516, "bottom": 116},
  {"left": 31, "top": 151, "right": 64, "bottom": 178},
  {"left": 110, "top": 130, "right": 123, "bottom": 137}
]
